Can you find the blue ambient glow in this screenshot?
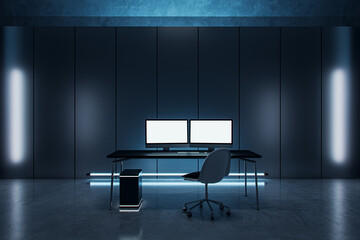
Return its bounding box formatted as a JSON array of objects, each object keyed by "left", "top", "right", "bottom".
[
  {"left": 8, "top": 69, "right": 25, "bottom": 164},
  {"left": 331, "top": 69, "right": 347, "bottom": 163}
]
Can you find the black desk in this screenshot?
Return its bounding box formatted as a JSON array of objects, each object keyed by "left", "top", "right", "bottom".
[
  {"left": 107, "top": 150, "right": 262, "bottom": 210},
  {"left": 107, "top": 149, "right": 261, "bottom": 159}
]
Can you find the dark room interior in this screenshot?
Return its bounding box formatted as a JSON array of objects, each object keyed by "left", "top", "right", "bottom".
[{"left": 1, "top": 1, "right": 360, "bottom": 239}]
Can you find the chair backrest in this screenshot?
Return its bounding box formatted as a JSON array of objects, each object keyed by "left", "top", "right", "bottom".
[{"left": 198, "top": 149, "right": 231, "bottom": 184}]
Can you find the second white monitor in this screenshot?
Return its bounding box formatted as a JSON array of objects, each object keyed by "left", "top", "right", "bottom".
[{"left": 190, "top": 120, "right": 233, "bottom": 145}]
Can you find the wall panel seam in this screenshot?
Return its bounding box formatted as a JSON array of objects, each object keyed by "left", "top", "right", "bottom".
[
  {"left": 156, "top": 27, "right": 159, "bottom": 176},
  {"left": 320, "top": 27, "right": 323, "bottom": 179},
  {"left": 279, "top": 27, "right": 282, "bottom": 179},
  {"left": 74, "top": 27, "right": 76, "bottom": 179},
  {"left": 33, "top": 27, "right": 35, "bottom": 179},
  {"left": 197, "top": 27, "right": 200, "bottom": 171},
  {"left": 238, "top": 27, "right": 241, "bottom": 177},
  {"left": 115, "top": 27, "right": 118, "bottom": 151}
]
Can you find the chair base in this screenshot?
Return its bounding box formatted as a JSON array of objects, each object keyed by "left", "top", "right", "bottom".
[{"left": 183, "top": 198, "right": 231, "bottom": 220}]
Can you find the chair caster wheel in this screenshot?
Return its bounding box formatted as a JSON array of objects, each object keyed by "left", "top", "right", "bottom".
[
  {"left": 183, "top": 206, "right": 188, "bottom": 212},
  {"left": 220, "top": 205, "right": 224, "bottom": 210},
  {"left": 210, "top": 213, "right": 214, "bottom": 220},
  {"left": 226, "top": 210, "right": 231, "bottom": 216},
  {"left": 187, "top": 211, "right": 192, "bottom": 217}
]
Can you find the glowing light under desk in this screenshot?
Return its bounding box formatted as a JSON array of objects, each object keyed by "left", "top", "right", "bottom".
[
  {"left": 89, "top": 173, "right": 265, "bottom": 177},
  {"left": 90, "top": 180, "right": 265, "bottom": 187}
]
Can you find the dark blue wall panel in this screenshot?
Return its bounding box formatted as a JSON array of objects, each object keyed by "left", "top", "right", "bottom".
[
  {"left": 117, "top": 27, "right": 157, "bottom": 173},
  {"left": 34, "top": 27, "right": 74, "bottom": 178},
  {"left": 0, "top": 27, "right": 33, "bottom": 178},
  {"left": 240, "top": 27, "right": 280, "bottom": 178},
  {"left": 350, "top": 27, "right": 360, "bottom": 178},
  {"left": 158, "top": 27, "right": 198, "bottom": 173},
  {"left": 1, "top": 26, "right": 360, "bottom": 179},
  {"left": 281, "top": 28, "right": 321, "bottom": 178},
  {"left": 198, "top": 27, "right": 239, "bottom": 173},
  {"left": 75, "top": 27, "right": 115, "bottom": 178}
]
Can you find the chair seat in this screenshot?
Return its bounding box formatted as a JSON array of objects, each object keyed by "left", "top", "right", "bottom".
[{"left": 182, "top": 171, "right": 200, "bottom": 181}]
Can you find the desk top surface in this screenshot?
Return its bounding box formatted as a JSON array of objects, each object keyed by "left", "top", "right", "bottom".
[{"left": 107, "top": 150, "right": 261, "bottom": 159}]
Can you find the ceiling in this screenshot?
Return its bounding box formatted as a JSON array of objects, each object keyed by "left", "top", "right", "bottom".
[{"left": 0, "top": 0, "right": 359, "bottom": 26}]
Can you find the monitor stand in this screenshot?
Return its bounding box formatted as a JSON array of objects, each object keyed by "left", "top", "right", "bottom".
[{"left": 207, "top": 147, "right": 215, "bottom": 152}]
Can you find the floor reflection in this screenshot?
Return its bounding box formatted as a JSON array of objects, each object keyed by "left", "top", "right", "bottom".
[
  {"left": 1, "top": 179, "right": 359, "bottom": 240},
  {"left": 10, "top": 180, "right": 24, "bottom": 240},
  {"left": 331, "top": 180, "right": 346, "bottom": 240}
]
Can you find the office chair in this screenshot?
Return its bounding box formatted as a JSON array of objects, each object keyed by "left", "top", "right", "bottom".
[{"left": 182, "top": 149, "right": 231, "bottom": 220}]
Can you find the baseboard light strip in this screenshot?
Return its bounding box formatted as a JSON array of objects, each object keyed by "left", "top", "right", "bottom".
[{"left": 89, "top": 172, "right": 266, "bottom": 177}]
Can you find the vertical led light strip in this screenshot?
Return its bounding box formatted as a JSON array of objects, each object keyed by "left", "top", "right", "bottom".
[
  {"left": 8, "top": 69, "right": 25, "bottom": 164},
  {"left": 331, "top": 69, "right": 347, "bottom": 164},
  {"left": 329, "top": 27, "right": 352, "bottom": 165}
]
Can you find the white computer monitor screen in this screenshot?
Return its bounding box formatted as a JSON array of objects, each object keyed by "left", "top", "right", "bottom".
[
  {"left": 190, "top": 120, "right": 232, "bottom": 144},
  {"left": 146, "top": 120, "right": 188, "bottom": 144}
]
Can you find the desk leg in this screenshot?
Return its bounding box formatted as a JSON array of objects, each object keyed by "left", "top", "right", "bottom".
[
  {"left": 244, "top": 160, "right": 247, "bottom": 197},
  {"left": 109, "top": 161, "right": 115, "bottom": 210},
  {"left": 255, "top": 162, "right": 259, "bottom": 210},
  {"left": 115, "top": 161, "right": 119, "bottom": 178},
  {"left": 118, "top": 162, "right": 121, "bottom": 208}
]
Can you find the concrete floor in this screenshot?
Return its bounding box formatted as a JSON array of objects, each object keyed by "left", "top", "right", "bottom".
[{"left": 0, "top": 178, "right": 359, "bottom": 240}]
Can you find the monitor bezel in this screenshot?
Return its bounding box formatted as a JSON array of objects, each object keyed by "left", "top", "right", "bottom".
[
  {"left": 145, "top": 119, "right": 189, "bottom": 148},
  {"left": 189, "top": 119, "right": 233, "bottom": 148}
]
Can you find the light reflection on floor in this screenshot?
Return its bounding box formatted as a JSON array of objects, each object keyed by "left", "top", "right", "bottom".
[{"left": 1, "top": 179, "right": 360, "bottom": 240}]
